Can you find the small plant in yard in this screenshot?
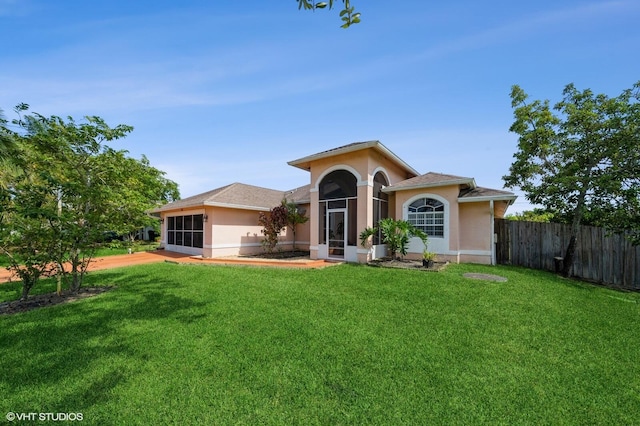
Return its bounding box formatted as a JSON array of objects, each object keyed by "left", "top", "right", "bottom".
[
  {"left": 258, "top": 204, "right": 289, "bottom": 253},
  {"left": 360, "top": 218, "right": 428, "bottom": 259},
  {"left": 422, "top": 250, "right": 436, "bottom": 268}
]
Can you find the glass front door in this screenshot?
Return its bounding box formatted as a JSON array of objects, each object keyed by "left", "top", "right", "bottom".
[{"left": 327, "top": 209, "right": 346, "bottom": 258}]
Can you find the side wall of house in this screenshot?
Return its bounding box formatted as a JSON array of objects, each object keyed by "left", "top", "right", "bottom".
[
  {"left": 458, "top": 201, "right": 492, "bottom": 264},
  {"left": 207, "top": 207, "right": 264, "bottom": 257}
]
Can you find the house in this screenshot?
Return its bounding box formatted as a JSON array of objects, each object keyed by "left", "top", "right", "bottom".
[{"left": 151, "top": 141, "right": 516, "bottom": 264}]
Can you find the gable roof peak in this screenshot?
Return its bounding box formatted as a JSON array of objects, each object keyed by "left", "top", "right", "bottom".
[{"left": 288, "top": 140, "right": 419, "bottom": 177}]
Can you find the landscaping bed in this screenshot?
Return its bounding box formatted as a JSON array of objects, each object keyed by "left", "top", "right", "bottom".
[
  {"left": 368, "top": 257, "right": 449, "bottom": 271},
  {"left": 244, "top": 250, "right": 311, "bottom": 260},
  {"left": 0, "top": 286, "right": 113, "bottom": 315}
]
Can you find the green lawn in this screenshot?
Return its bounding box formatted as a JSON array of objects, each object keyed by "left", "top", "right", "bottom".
[{"left": 1, "top": 263, "right": 639, "bottom": 424}]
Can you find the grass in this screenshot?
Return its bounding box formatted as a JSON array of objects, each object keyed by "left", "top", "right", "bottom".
[
  {"left": 1, "top": 263, "right": 639, "bottom": 424},
  {"left": 0, "top": 241, "right": 159, "bottom": 267},
  {"left": 91, "top": 241, "right": 159, "bottom": 257}
]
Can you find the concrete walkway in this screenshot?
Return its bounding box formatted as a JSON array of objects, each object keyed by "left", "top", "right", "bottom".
[{"left": 0, "top": 250, "right": 336, "bottom": 284}]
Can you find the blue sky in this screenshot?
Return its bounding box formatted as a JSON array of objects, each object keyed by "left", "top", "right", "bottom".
[{"left": 2, "top": 1, "right": 639, "bottom": 212}]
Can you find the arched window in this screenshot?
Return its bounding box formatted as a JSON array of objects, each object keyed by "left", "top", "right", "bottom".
[
  {"left": 408, "top": 198, "right": 444, "bottom": 237},
  {"left": 372, "top": 172, "right": 388, "bottom": 245},
  {"left": 319, "top": 169, "right": 357, "bottom": 200}
]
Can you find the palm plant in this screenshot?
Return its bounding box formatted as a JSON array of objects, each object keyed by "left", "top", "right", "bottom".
[{"left": 360, "top": 218, "right": 427, "bottom": 259}]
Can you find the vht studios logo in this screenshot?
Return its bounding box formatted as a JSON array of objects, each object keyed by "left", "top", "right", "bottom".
[{"left": 6, "top": 412, "right": 84, "bottom": 422}]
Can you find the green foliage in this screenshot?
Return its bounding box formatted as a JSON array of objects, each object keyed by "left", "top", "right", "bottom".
[
  {"left": 0, "top": 108, "right": 17, "bottom": 162},
  {"left": 422, "top": 250, "right": 436, "bottom": 261},
  {"left": 0, "top": 105, "right": 179, "bottom": 298},
  {"left": 503, "top": 82, "right": 640, "bottom": 274},
  {"left": 297, "top": 0, "right": 360, "bottom": 28},
  {"left": 99, "top": 151, "right": 179, "bottom": 241},
  {"left": 505, "top": 208, "right": 555, "bottom": 222},
  {"left": 282, "top": 199, "right": 309, "bottom": 250},
  {"left": 360, "top": 218, "right": 428, "bottom": 259},
  {"left": 258, "top": 204, "right": 289, "bottom": 253}
]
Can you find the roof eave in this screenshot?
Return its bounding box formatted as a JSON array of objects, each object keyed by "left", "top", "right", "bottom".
[
  {"left": 149, "top": 202, "right": 205, "bottom": 213},
  {"left": 203, "top": 201, "right": 271, "bottom": 211},
  {"left": 458, "top": 195, "right": 518, "bottom": 205},
  {"left": 383, "top": 178, "right": 476, "bottom": 193}
]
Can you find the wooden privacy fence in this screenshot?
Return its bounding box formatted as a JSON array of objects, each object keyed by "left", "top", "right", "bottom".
[{"left": 494, "top": 219, "right": 640, "bottom": 290}]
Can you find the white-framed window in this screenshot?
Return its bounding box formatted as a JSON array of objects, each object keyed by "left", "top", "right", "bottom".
[{"left": 407, "top": 198, "right": 444, "bottom": 237}]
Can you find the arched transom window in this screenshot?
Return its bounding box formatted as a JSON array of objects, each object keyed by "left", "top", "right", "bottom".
[{"left": 408, "top": 198, "right": 444, "bottom": 237}]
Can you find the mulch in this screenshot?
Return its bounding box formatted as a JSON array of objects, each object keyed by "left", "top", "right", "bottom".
[
  {"left": 368, "top": 258, "right": 449, "bottom": 271},
  {"left": 0, "top": 286, "right": 114, "bottom": 316}
]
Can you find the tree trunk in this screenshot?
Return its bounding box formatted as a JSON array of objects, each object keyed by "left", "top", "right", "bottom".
[
  {"left": 21, "top": 281, "right": 32, "bottom": 301},
  {"left": 19, "top": 273, "right": 37, "bottom": 301},
  {"left": 562, "top": 235, "right": 577, "bottom": 277},
  {"left": 562, "top": 188, "right": 587, "bottom": 277},
  {"left": 69, "top": 249, "right": 82, "bottom": 293}
]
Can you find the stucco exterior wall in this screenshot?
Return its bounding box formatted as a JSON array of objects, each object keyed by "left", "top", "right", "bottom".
[
  {"left": 208, "top": 207, "right": 264, "bottom": 257},
  {"left": 458, "top": 201, "right": 492, "bottom": 264},
  {"left": 459, "top": 202, "right": 491, "bottom": 251}
]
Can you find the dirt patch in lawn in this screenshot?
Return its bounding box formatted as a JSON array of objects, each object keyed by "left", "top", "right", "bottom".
[
  {"left": 463, "top": 273, "right": 508, "bottom": 282},
  {"left": 0, "top": 286, "right": 114, "bottom": 316},
  {"left": 368, "top": 257, "right": 449, "bottom": 272}
]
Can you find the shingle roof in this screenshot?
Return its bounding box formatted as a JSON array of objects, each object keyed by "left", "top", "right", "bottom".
[
  {"left": 151, "top": 182, "right": 299, "bottom": 213},
  {"left": 285, "top": 184, "right": 311, "bottom": 204},
  {"left": 384, "top": 172, "right": 476, "bottom": 192},
  {"left": 384, "top": 172, "right": 517, "bottom": 204}
]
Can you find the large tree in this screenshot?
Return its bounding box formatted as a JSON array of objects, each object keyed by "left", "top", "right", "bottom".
[
  {"left": 0, "top": 105, "right": 179, "bottom": 299},
  {"left": 503, "top": 82, "right": 640, "bottom": 276},
  {"left": 100, "top": 150, "right": 179, "bottom": 242},
  {"left": 297, "top": 0, "right": 360, "bottom": 28}
]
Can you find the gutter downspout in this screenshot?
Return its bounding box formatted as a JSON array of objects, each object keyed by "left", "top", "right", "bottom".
[{"left": 490, "top": 199, "right": 496, "bottom": 266}]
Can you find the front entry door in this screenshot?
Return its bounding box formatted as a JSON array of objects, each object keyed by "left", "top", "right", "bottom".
[{"left": 327, "top": 209, "right": 346, "bottom": 259}]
